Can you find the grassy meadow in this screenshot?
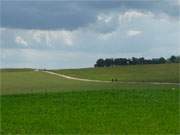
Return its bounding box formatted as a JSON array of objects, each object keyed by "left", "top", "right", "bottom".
[
  {"left": 1, "top": 63, "right": 180, "bottom": 134},
  {"left": 1, "top": 89, "right": 179, "bottom": 134},
  {"left": 54, "top": 63, "right": 180, "bottom": 83}
]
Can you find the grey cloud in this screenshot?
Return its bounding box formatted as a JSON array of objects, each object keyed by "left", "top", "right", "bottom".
[
  {"left": 1, "top": 1, "right": 96, "bottom": 30},
  {"left": 86, "top": 1, "right": 179, "bottom": 18},
  {"left": 1, "top": 0, "right": 179, "bottom": 30}
]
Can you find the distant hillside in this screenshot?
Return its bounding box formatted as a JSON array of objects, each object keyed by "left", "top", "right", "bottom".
[{"left": 53, "top": 63, "right": 180, "bottom": 83}]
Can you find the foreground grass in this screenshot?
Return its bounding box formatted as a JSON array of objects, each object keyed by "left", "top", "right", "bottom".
[
  {"left": 1, "top": 89, "right": 179, "bottom": 134},
  {"left": 54, "top": 63, "right": 180, "bottom": 83}
]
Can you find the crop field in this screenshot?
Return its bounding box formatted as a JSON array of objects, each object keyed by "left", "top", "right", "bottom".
[{"left": 1, "top": 64, "right": 180, "bottom": 134}]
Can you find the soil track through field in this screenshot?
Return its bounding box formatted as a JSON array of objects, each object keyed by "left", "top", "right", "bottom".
[
  {"left": 43, "top": 71, "right": 110, "bottom": 83},
  {"left": 43, "top": 71, "right": 180, "bottom": 85}
]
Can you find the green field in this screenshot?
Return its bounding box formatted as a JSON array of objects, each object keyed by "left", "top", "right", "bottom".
[
  {"left": 2, "top": 70, "right": 171, "bottom": 95},
  {"left": 1, "top": 64, "right": 180, "bottom": 134},
  {"left": 54, "top": 63, "right": 180, "bottom": 83},
  {"left": 1, "top": 89, "right": 179, "bottom": 134}
]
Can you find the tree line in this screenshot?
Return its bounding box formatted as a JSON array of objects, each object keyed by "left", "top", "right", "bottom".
[{"left": 94, "top": 55, "right": 180, "bottom": 67}]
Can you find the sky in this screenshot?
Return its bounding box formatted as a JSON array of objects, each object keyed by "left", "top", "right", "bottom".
[{"left": 1, "top": 0, "right": 180, "bottom": 69}]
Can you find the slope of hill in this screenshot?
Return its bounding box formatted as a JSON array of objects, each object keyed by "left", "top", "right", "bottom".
[{"left": 53, "top": 63, "right": 180, "bottom": 83}]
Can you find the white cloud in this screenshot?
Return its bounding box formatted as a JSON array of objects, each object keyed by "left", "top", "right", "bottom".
[
  {"left": 0, "top": 28, "right": 6, "bottom": 32},
  {"left": 31, "top": 30, "right": 75, "bottom": 46},
  {"left": 58, "top": 30, "right": 74, "bottom": 46},
  {"left": 89, "top": 13, "right": 118, "bottom": 33},
  {"left": 15, "top": 36, "right": 28, "bottom": 46},
  {"left": 32, "top": 31, "right": 43, "bottom": 43},
  {"left": 97, "top": 13, "right": 113, "bottom": 23},
  {"left": 127, "top": 30, "right": 142, "bottom": 37},
  {"left": 98, "top": 32, "right": 114, "bottom": 40},
  {"left": 119, "top": 11, "right": 153, "bottom": 22},
  {"left": 92, "top": 11, "right": 154, "bottom": 33}
]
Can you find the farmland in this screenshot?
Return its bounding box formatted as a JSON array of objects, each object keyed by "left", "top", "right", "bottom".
[{"left": 1, "top": 63, "right": 180, "bottom": 134}]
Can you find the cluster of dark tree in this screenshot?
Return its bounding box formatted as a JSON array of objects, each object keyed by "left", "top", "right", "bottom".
[{"left": 94, "top": 55, "right": 180, "bottom": 67}]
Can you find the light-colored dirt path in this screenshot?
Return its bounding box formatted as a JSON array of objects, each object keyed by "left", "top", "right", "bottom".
[
  {"left": 43, "top": 71, "right": 180, "bottom": 85},
  {"left": 43, "top": 71, "right": 110, "bottom": 83}
]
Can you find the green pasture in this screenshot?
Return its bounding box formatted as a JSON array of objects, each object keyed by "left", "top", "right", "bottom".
[
  {"left": 54, "top": 63, "right": 180, "bottom": 83},
  {"left": 1, "top": 89, "right": 179, "bottom": 134}
]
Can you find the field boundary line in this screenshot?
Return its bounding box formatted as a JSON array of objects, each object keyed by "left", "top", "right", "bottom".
[{"left": 42, "top": 71, "right": 180, "bottom": 85}]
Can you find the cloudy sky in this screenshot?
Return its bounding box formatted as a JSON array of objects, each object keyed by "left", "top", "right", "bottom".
[{"left": 1, "top": 0, "right": 180, "bottom": 69}]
